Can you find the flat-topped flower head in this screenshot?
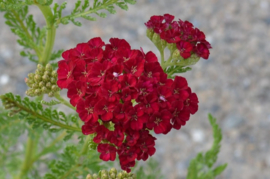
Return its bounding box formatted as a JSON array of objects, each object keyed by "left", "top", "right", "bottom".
[
  {"left": 57, "top": 37, "right": 199, "bottom": 172},
  {"left": 145, "top": 13, "right": 212, "bottom": 60}
]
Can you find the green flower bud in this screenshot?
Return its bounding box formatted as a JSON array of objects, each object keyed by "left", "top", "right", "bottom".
[
  {"left": 34, "top": 74, "right": 41, "bottom": 81},
  {"left": 41, "top": 87, "right": 48, "bottom": 93},
  {"left": 48, "top": 92, "right": 54, "bottom": 97},
  {"left": 110, "top": 173, "right": 116, "bottom": 179},
  {"left": 109, "top": 168, "right": 117, "bottom": 175},
  {"left": 51, "top": 85, "right": 60, "bottom": 92},
  {"left": 51, "top": 77, "right": 57, "bottom": 83},
  {"left": 86, "top": 174, "right": 92, "bottom": 179},
  {"left": 32, "top": 83, "right": 39, "bottom": 89},
  {"left": 25, "top": 78, "right": 30, "bottom": 86},
  {"left": 46, "top": 82, "right": 52, "bottom": 88},
  {"left": 101, "top": 169, "right": 108, "bottom": 175},
  {"left": 172, "top": 49, "right": 180, "bottom": 59},
  {"left": 44, "top": 71, "right": 51, "bottom": 77},
  {"left": 42, "top": 74, "right": 50, "bottom": 81},
  {"left": 35, "top": 69, "right": 43, "bottom": 75},
  {"left": 34, "top": 89, "right": 41, "bottom": 96},
  {"left": 92, "top": 174, "right": 98, "bottom": 179},
  {"left": 45, "top": 63, "right": 53, "bottom": 72},
  {"left": 27, "top": 80, "right": 35, "bottom": 86},
  {"left": 128, "top": 173, "right": 135, "bottom": 178},
  {"left": 101, "top": 174, "right": 108, "bottom": 179},
  {"left": 117, "top": 173, "right": 123, "bottom": 178},
  {"left": 37, "top": 64, "right": 45, "bottom": 71},
  {"left": 52, "top": 71, "right": 57, "bottom": 78},
  {"left": 26, "top": 89, "right": 35, "bottom": 96},
  {"left": 39, "top": 81, "right": 45, "bottom": 87},
  {"left": 28, "top": 73, "right": 35, "bottom": 79}
]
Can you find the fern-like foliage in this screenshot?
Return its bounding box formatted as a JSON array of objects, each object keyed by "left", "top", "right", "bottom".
[
  {"left": 187, "top": 114, "right": 227, "bottom": 179},
  {"left": 135, "top": 158, "right": 164, "bottom": 179},
  {"left": 0, "top": 108, "right": 81, "bottom": 179},
  {"left": 165, "top": 66, "right": 192, "bottom": 78},
  {"left": 0, "top": 108, "right": 26, "bottom": 178},
  {"left": 44, "top": 144, "right": 105, "bottom": 179},
  {"left": 41, "top": 99, "right": 61, "bottom": 106},
  {"left": 53, "top": 0, "right": 137, "bottom": 26},
  {"left": 50, "top": 49, "right": 64, "bottom": 61},
  {"left": 0, "top": 0, "right": 33, "bottom": 11},
  {"left": 0, "top": 93, "right": 81, "bottom": 133},
  {"left": 3, "top": 5, "right": 45, "bottom": 62}
]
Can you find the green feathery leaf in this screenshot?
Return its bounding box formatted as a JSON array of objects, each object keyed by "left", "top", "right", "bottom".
[
  {"left": 43, "top": 140, "right": 105, "bottom": 179},
  {"left": 135, "top": 158, "right": 164, "bottom": 179},
  {"left": 0, "top": 93, "right": 81, "bottom": 133},
  {"left": 53, "top": 0, "right": 136, "bottom": 26},
  {"left": 0, "top": 108, "right": 26, "bottom": 176},
  {"left": 3, "top": 5, "right": 45, "bottom": 61},
  {"left": 0, "top": 0, "right": 33, "bottom": 11},
  {"left": 187, "top": 114, "right": 227, "bottom": 179},
  {"left": 165, "top": 66, "right": 192, "bottom": 78},
  {"left": 41, "top": 99, "right": 61, "bottom": 106}
]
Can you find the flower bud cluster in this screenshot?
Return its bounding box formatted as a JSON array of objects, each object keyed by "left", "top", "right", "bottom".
[
  {"left": 145, "top": 14, "right": 212, "bottom": 61},
  {"left": 86, "top": 168, "right": 135, "bottom": 179},
  {"left": 57, "top": 37, "right": 199, "bottom": 172},
  {"left": 25, "top": 64, "right": 60, "bottom": 97}
]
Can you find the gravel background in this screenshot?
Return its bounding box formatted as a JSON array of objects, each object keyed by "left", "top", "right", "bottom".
[{"left": 1, "top": 0, "right": 270, "bottom": 178}]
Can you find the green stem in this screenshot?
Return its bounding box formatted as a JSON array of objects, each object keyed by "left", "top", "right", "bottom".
[
  {"left": 35, "top": 4, "right": 56, "bottom": 65},
  {"left": 80, "top": 135, "right": 91, "bottom": 155},
  {"left": 160, "top": 49, "right": 165, "bottom": 68},
  {"left": 15, "top": 136, "right": 35, "bottom": 179},
  {"left": 54, "top": 92, "right": 76, "bottom": 111},
  {"left": 30, "top": 131, "right": 67, "bottom": 164}
]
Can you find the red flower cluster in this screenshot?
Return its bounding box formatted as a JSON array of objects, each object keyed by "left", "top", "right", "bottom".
[
  {"left": 145, "top": 14, "right": 212, "bottom": 59},
  {"left": 57, "top": 37, "right": 199, "bottom": 172}
]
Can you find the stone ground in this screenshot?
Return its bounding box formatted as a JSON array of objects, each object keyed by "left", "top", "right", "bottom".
[{"left": 1, "top": 0, "right": 270, "bottom": 178}]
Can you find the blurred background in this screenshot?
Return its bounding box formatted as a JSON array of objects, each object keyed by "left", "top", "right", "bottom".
[{"left": 1, "top": 0, "right": 270, "bottom": 178}]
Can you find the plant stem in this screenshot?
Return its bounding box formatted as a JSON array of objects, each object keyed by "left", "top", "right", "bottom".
[
  {"left": 35, "top": 4, "right": 56, "bottom": 65},
  {"left": 80, "top": 135, "right": 91, "bottom": 155},
  {"left": 30, "top": 131, "right": 67, "bottom": 164},
  {"left": 54, "top": 92, "right": 76, "bottom": 111},
  {"left": 160, "top": 49, "right": 165, "bottom": 68},
  {"left": 15, "top": 136, "right": 35, "bottom": 179}
]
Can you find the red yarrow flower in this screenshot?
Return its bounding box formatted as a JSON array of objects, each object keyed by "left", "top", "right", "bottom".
[
  {"left": 147, "top": 110, "right": 172, "bottom": 134},
  {"left": 176, "top": 41, "right": 193, "bottom": 59},
  {"left": 76, "top": 95, "right": 99, "bottom": 123},
  {"left": 145, "top": 14, "right": 212, "bottom": 60},
  {"left": 57, "top": 36, "right": 200, "bottom": 173},
  {"left": 97, "top": 143, "right": 116, "bottom": 161}
]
